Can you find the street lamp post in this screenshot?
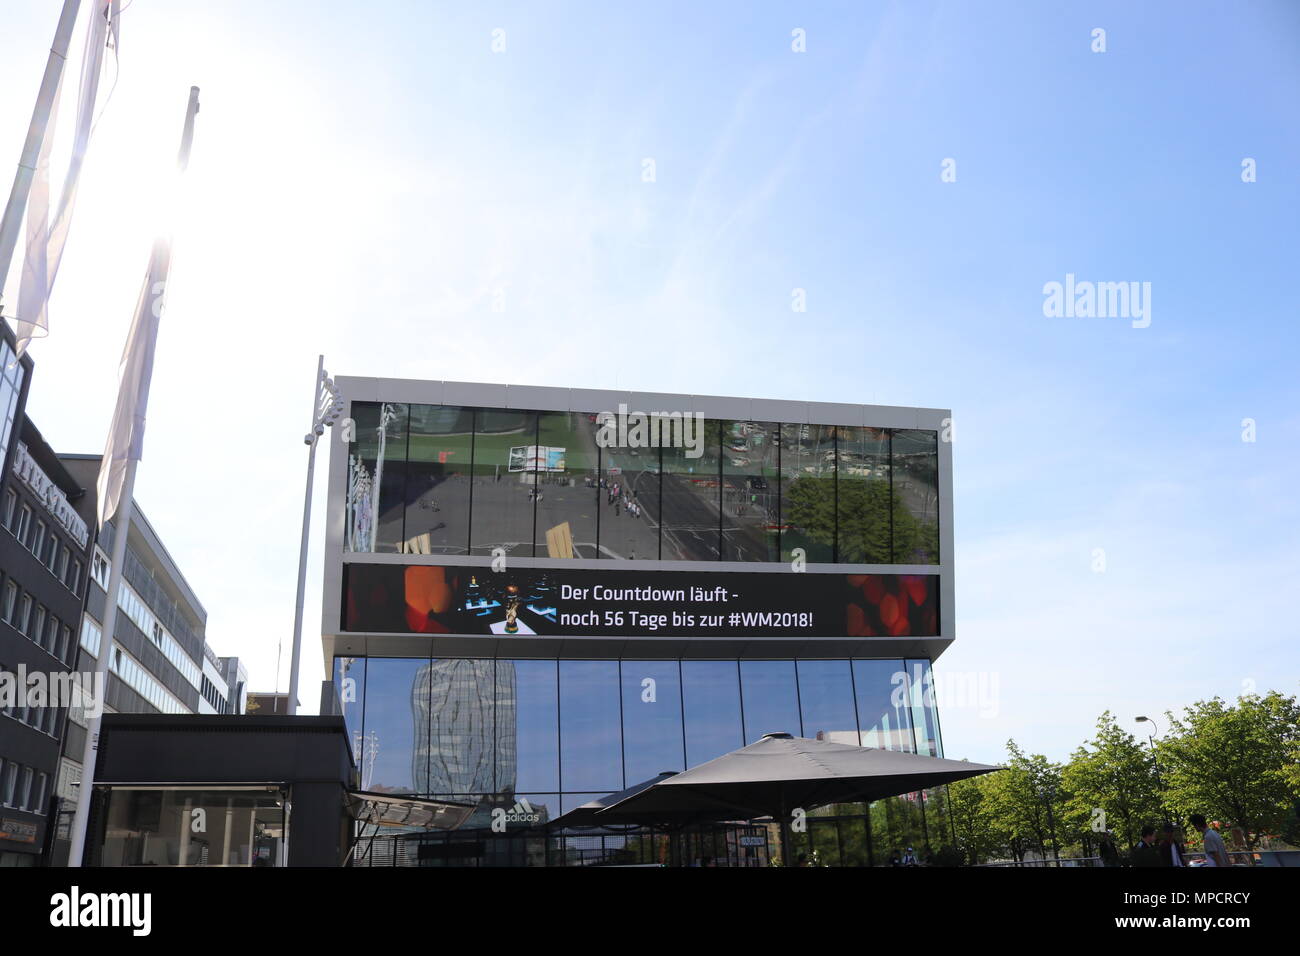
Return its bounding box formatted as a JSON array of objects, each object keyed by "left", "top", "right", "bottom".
[
  {"left": 1041, "top": 783, "right": 1061, "bottom": 865},
  {"left": 287, "top": 355, "right": 343, "bottom": 716},
  {"left": 1136, "top": 715, "right": 1171, "bottom": 826}
]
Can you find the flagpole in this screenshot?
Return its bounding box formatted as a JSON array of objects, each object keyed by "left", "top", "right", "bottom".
[
  {"left": 0, "top": 0, "right": 83, "bottom": 301},
  {"left": 288, "top": 358, "right": 341, "bottom": 716},
  {"left": 67, "top": 87, "right": 200, "bottom": 867},
  {"left": 66, "top": 456, "right": 136, "bottom": 866}
]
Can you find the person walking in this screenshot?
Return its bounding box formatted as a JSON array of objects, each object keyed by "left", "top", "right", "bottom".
[
  {"left": 1098, "top": 833, "right": 1122, "bottom": 867},
  {"left": 1158, "top": 824, "right": 1183, "bottom": 867},
  {"left": 1190, "top": 814, "right": 1231, "bottom": 867},
  {"left": 1131, "top": 826, "right": 1161, "bottom": 867}
]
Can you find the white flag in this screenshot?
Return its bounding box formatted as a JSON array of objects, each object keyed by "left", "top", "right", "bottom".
[
  {"left": 96, "top": 240, "right": 169, "bottom": 529},
  {"left": 15, "top": 0, "right": 120, "bottom": 357},
  {"left": 95, "top": 86, "right": 198, "bottom": 529}
]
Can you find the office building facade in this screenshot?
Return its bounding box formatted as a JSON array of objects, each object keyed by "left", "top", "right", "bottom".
[
  {"left": 0, "top": 417, "right": 94, "bottom": 866},
  {"left": 323, "top": 378, "right": 954, "bottom": 866}
]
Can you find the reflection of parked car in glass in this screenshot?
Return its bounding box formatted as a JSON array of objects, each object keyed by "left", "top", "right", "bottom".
[{"left": 748, "top": 476, "right": 768, "bottom": 491}]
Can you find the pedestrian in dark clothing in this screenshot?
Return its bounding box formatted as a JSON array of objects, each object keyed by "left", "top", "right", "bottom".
[
  {"left": 1131, "top": 826, "right": 1161, "bottom": 867},
  {"left": 1158, "top": 824, "right": 1183, "bottom": 867},
  {"left": 1098, "top": 834, "right": 1122, "bottom": 867}
]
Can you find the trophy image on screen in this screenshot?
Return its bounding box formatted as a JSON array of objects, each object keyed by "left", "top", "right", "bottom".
[{"left": 504, "top": 584, "right": 521, "bottom": 634}]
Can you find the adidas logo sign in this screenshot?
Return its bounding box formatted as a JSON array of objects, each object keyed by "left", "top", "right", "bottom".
[{"left": 491, "top": 798, "right": 541, "bottom": 831}]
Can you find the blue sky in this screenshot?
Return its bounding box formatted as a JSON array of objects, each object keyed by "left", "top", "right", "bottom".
[{"left": 1, "top": 0, "right": 1296, "bottom": 763}]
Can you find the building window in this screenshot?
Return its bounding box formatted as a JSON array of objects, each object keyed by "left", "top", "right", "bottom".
[
  {"left": 31, "top": 605, "right": 46, "bottom": 646},
  {"left": 0, "top": 340, "right": 23, "bottom": 467},
  {"left": 2, "top": 488, "right": 14, "bottom": 529},
  {"left": 1, "top": 760, "right": 17, "bottom": 806},
  {"left": 91, "top": 550, "right": 109, "bottom": 590},
  {"left": 17, "top": 594, "right": 32, "bottom": 635},
  {"left": 59, "top": 624, "right": 73, "bottom": 664},
  {"left": 57, "top": 546, "right": 70, "bottom": 581},
  {"left": 33, "top": 772, "right": 48, "bottom": 814},
  {"left": 15, "top": 504, "right": 31, "bottom": 545},
  {"left": 17, "top": 766, "right": 33, "bottom": 811},
  {"left": 2, "top": 581, "right": 16, "bottom": 624},
  {"left": 31, "top": 520, "right": 45, "bottom": 559},
  {"left": 68, "top": 559, "right": 82, "bottom": 595}
]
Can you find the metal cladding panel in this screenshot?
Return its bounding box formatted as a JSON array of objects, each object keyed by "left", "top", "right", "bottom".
[
  {"left": 749, "top": 398, "right": 808, "bottom": 424},
  {"left": 442, "top": 380, "right": 508, "bottom": 408},
  {"left": 568, "top": 388, "right": 626, "bottom": 415},
  {"left": 690, "top": 394, "right": 752, "bottom": 420},
  {"left": 505, "top": 384, "right": 572, "bottom": 412}
]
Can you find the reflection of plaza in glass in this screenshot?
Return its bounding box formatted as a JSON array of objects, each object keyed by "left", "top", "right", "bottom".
[{"left": 344, "top": 401, "right": 940, "bottom": 565}]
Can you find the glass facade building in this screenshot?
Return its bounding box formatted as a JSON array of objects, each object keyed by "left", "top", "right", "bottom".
[{"left": 324, "top": 380, "right": 955, "bottom": 867}]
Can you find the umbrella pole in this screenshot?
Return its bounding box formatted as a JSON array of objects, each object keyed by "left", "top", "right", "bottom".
[{"left": 778, "top": 799, "right": 792, "bottom": 867}]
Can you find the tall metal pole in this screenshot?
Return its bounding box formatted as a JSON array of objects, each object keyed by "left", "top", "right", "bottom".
[
  {"left": 67, "top": 87, "right": 200, "bottom": 867},
  {"left": 287, "top": 355, "right": 324, "bottom": 716},
  {"left": 67, "top": 456, "right": 137, "bottom": 866},
  {"left": 287, "top": 357, "right": 341, "bottom": 716},
  {"left": 0, "top": 0, "right": 83, "bottom": 298}
]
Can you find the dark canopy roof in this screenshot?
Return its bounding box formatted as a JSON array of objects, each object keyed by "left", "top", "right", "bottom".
[
  {"left": 548, "top": 772, "right": 679, "bottom": 830},
  {"left": 596, "top": 733, "right": 1001, "bottom": 825}
]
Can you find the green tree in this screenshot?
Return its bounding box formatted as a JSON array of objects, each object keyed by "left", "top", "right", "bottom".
[
  {"left": 1159, "top": 691, "right": 1300, "bottom": 847},
  {"left": 1062, "top": 711, "right": 1164, "bottom": 855},
  {"left": 946, "top": 774, "right": 1002, "bottom": 865},
  {"left": 987, "top": 741, "right": 1065, "bottom": 860}
]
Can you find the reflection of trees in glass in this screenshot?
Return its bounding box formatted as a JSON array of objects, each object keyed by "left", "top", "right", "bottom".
[
  {"left": 870, "top": 794, "right": 927, "bottom": 862},
  {"left": 784, "top": 476, "right": 937, "bottom": 563}
]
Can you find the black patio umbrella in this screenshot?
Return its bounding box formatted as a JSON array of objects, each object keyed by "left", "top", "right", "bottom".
[
  {"left": 547, "top": 772, "right": 679, "bottom": 830},
  {"left": 547, "top": 771, "right": 683, "bottom": 866},
  {"left": 595, "top": 733, "right": 1002, "bottom": 865}
]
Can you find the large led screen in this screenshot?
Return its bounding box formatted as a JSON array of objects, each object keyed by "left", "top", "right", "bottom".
[{"left": 342, "top": 563, "right": 938, "bottom": 639}]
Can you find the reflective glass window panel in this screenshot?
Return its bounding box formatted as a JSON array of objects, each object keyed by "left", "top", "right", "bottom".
[
  {"left": 891, "top": 429, "right": 940, "bottom": 564},
  {"left": 659, "top": 418, "right": 723, "bottom": 561},
  {"left": 598, "top": 430, "right": 659, "bottom": 561},
  {"left": 559, "top": 661, "right": 621, "bottom": 792},
  {"left": 870, "top": 795, "right": 927, "bottom": 864},
  {"left": 835, "top": 426, "right": 891, "bottom": 564},
  {"left": 739, "top": 660, "right": 802, "bottom": 743},
  {"left": 719, "top": 421, "right": 780, "bottom": 562},
  {"left": 417, "top": 658, "right": 496, "bottom": 798},
  {"left": 330, "top": 655, "right": 366, "bottom": 759},
  {"left": 904, "top": 658, "right": 942, "bottom": 756},
  {"left": 402, "top": 404, "right": 473, "bottom": 555},
  {"left": 779, "top": 424, "right": 835, "bottom": 562},
  {"left": 852, "top": 659, "right": 912, "bottom": 750},
  {"left": 796, "top": 660, "right": 857, "bottom": 744},
  {"left": 620, "top": 660, "right": 685, "bottom": 782},
  {"left": 681, "top": 661, "right": 743, "bottom": 767},
  {"left": 470, "top": 409, "right": 539, "bottom": 556},
  {"left": 345, "top": 402, "right": 409, "bottom": 553},
  {"left": 361, "top": 658, "right": 426, "bottom": 794},
  {"left": 534, "top": 411, "right": 601, "bottom": 558},
  {"left": 98, "top": 787, "right": 286, "bottom": 867},
  {"left": 501, "top": 659, "right": 559, "bottom": 793}
]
